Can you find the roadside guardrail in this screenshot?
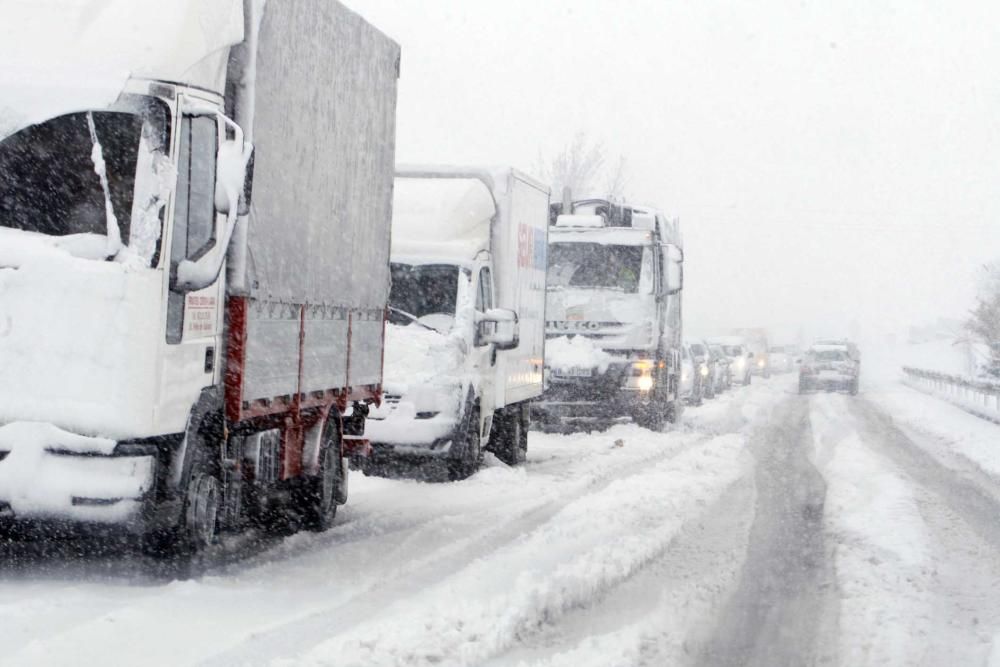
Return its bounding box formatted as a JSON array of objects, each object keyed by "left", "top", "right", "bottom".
[{"left": 902, "top": 366, "right": 1000, "bottom": 425}]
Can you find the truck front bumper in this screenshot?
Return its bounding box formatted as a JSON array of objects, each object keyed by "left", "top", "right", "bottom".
[
  {"left": 365, "top": 408, "right": 460, "bottom": 458},
  {"left": 0, "top": 448, "right": 155, "bottom": 527},
  {"left": 532, "top": 368, "right": 657, "bottom": 426}
]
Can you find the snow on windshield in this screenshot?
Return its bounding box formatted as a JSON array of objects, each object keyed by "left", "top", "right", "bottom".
[{"left": 0, "top": 97, "right": 170, "bottom": 266}]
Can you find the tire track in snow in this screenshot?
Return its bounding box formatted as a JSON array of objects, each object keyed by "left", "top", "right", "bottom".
[
  {"left": 845, "top": 398, "right": 1000, "bottom": 665},
  {"left": 693, "top": 395, "right": 839, "bottom": 667}
]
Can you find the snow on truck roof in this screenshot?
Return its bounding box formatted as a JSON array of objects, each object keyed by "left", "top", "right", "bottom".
[
  {"left": 391, "top": 172, "right": 497, "bottom": 261},
  {"left": 390, "top": 165, "right": 548, "bottom": 262},
  {"left": 0, "top": 0, "right": 244, "bottom": 138}
]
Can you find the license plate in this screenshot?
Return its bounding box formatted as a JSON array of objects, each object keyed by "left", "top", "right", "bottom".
[{"left": 554, "top": 367, "right": 593, "bottom": 378}]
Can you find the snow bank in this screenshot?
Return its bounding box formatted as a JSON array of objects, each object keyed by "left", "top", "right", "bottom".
[
  {"left": 544, "top": 335, "right": 614, "bottom": 373},
  {"left": 278, "top": 432, "right": 750, "bottom": 667},
  {"left": 867, "top": 383, "right": 1000, "bottom": 481}
]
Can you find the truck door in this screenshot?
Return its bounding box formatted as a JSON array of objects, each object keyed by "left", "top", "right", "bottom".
[
  {"left": 474, "top": 266, "right": 497, "bottom": 438},
  {"left": 160, "top": 108, "right": 226, "bottom": 430}
]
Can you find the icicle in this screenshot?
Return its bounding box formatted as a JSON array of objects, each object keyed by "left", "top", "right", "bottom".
[{"left": 86, "top": 111, "right": 123, "bottom": 257}]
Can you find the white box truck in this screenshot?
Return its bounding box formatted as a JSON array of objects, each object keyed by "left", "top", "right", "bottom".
[
  {"left": 365, "top": 166, "right": 549, "bottom": 478},
  {"left": 0, "top": 0, "right": 399, "bottom": 551},
  {"left": 533, "top": 198, "right": 685, "bottom": 430}
]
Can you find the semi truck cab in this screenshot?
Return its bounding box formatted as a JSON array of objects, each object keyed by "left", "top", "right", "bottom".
[{"left": 535, "top": 199, "right": 684, "bottom": 431}]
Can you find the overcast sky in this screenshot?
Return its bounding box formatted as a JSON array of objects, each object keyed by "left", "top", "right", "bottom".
[{"left": 351, "top": 0, "right": 1000, "bottom": 344}]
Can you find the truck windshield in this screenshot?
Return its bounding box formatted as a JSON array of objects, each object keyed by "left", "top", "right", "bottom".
[
  {"left": 547, "top": 243, "right": 644, "bottom": 293},
  {"left": 0, "top": 99, "right": 169, "bottom": 262},
  {"left": 389, "top": 263, "right": 460, "bottom": 325}
]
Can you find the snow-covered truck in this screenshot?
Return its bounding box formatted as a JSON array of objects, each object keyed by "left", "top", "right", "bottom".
[
  {"left": 365, "top": 167, "right": 549, "bottom": 478},
  {"left": 0, "top": 0, "right": 399, "bottom": 550},
  {"left": 534, "top": 198, "right": 685, "bottom": 430}
]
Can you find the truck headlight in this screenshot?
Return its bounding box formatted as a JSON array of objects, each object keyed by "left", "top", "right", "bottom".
[
  {"left": 699, "top": 365, "right": 709, "bottom": 377},
  {"left": 637, "top": 374, "right": 654, "bottom": 392},
  {"left": 757, "top": 359, "right": 765, "bottom": 368}
]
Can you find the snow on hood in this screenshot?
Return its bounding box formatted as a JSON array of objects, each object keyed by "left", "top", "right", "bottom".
[
  {"left": 0, "top": 253, "right": 163, "bottom": 439},
  {"left": 0, "top": 0, "right": 244, "bottom": 138},
  {"left": 546, "top": 287, "right": 652, "bottom": 325},
  {"left": 0, "top": 228, "right": 116, "bottom": 267},
  {"left": 545, "top": 335, "right": 614, "bottom": 373},
  {"left": 382, "top": 323, "right": 466, "bottom": 395}
]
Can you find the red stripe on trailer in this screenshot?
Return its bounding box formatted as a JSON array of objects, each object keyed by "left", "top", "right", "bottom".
[
  {"left": 345, "top": 311, "right": 353, "bottom": 390},
  {"left": 224, "top": 297, "right": 248, "bottom": 423}
]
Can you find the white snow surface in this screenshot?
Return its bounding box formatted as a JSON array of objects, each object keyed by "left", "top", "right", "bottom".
[{"left": 544, "top": 335, "right": 615, "bottom": 372}]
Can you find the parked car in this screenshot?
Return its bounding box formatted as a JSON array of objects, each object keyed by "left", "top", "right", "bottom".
[
  {"left": 799, "top": 342, "right": 860, "bottom": 394},
  {"left": 708, "top": 344, "right": 731, "bottom": 393},
  {"left": 731, "top": 328, "right": 771, "bottom": 377},
  {"left": 680, "top": 343, "right": 703, "bottom": 406},
  {"left": 688, "top": 339, "right": 716, "bottom": 399},
  {"left": 708, "top": 336, "right": 753, "bottom": 385},
  {"left": 768, "top": 345, "right": 796, "bottom": 373}
]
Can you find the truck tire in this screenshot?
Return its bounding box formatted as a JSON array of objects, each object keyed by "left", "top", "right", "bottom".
[
  {"left": 491, "top": 404, "right": 528, "bottom": 466},
  {"left": 183, "top": 472, "right": 221, "bottom": 550},
  {"left": 448, "top": 407, "right": 482, "bottom": 481},
  {"left": 299, "top": 419, "right": 342, "bottom": 532}
]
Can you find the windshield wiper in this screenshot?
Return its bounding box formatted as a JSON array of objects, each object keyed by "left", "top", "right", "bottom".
[{"left": 389, "top": 306, "right": 444, "bottom": 334}]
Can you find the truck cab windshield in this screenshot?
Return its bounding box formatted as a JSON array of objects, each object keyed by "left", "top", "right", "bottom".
[
  {"left": 0, "top": 99, "right": 169, "bottom": 263},
  {"left": 547, "top": 243, "right": 644, "bottom": 293},
  {"left": 389, "top": 263, "right": 460, "bottom": 331}
]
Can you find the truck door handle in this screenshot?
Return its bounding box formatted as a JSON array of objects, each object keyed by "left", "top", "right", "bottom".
[{"left": 205, "top": 346, "right": 216, "bottom": 373}]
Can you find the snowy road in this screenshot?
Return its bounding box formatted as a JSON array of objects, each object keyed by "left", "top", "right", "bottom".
[{"left": 2, "top": 375, "right": 1000, "bottom": 666}]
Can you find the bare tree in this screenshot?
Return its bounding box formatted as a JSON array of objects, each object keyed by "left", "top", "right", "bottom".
[
  {"left": 536, "top": 132, "right": 628, "bottom": 201},
  {"left": 966, "top": 261, "right": 1000, "bottom": 375}
]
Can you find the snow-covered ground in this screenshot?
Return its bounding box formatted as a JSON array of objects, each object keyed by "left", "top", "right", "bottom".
[{"left": 3, "top": 362, "right": 1000, "bottom": 666}]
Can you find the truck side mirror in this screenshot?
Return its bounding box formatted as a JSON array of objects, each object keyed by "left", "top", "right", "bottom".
[
  {"left": 478, "top": 308, "right": 519, "bottom": 350},
  {"left": 662, "top": 243, "right": 684, "bottom": 295}
]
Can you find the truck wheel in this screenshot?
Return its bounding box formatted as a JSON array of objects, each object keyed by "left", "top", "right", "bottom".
[
  {"left": 635, "top": 398, "right": 666, "bottom": 431},
  {"left": 850, "top": 380, "right": 859, "bottom": 396},
  {"left": 448, "top": 407, "right": 482, "bottom": 480},
  {"left": 300, "top": 421, "right": 341, "bottom": 532},
  {"left": 183, "top": 472, "right": 220, "bottom": 551},
  {"left": 665, "top": 399, "right": 681, "bottom": 424},
  {"left": 491, "top": 404, "right": 528, "bottom": 466}
]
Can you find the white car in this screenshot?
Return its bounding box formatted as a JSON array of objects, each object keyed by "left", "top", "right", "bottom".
[
  {"left": 707, "top": 336, "right": 753, "bottom": 385},
  {"left": 799, "top": 343, "right": 860, "bottom": 394},
  {"left": 680, "top": 343, "right": 702, "bottom": 405}
]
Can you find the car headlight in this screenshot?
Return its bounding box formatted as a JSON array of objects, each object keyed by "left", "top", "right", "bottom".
[
  {"left": 700, "top": 366, "right": 709, "bottom": 377},
  {"left": 757, "top": 359, "right": 765, "bottom": 367}
]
